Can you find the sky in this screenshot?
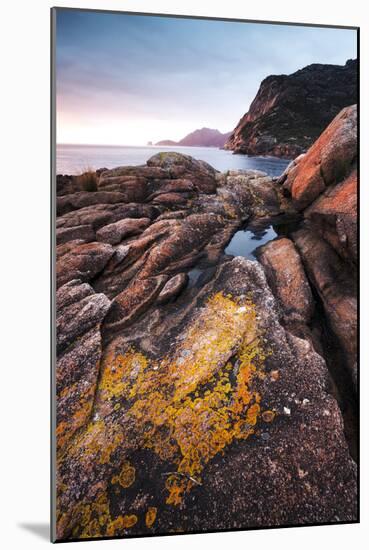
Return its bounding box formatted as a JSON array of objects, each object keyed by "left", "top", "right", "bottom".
[{"left": 55, "top": 9, "right": 357, "bottom": 146}]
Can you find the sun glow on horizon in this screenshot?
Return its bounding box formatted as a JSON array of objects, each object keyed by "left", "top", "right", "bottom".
[{"left": 56, "top": 112, "right": 228, "bottom": 147}]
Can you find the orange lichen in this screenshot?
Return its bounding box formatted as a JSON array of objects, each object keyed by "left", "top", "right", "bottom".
[
  {"left": 145, "top": 506, "right": 157, "bottom": 528},
  {"left": 111, "top": 460, "right": 136, "bottom": 488},
  {"left": 262, "top": 410, "right": 276, "bottom": 422},
  {"left": 56, "top": 383, "right": 96, "bottom": 450},
  {"left": 117, "top": 292, "right": 267, "bottom": 503},
  {"left": 105, "top": 514, "right": 138, "bottom": 536},
  {"left": 69, "top": 491, "right": 138, "bottom": 539}
]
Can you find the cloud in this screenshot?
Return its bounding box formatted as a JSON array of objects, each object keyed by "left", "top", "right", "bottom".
[{"left": 56, "top": 9, "right": 357, "bottom": 144}]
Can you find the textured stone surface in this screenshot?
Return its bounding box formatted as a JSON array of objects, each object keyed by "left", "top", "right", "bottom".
[
  {"left": 56, "top": 280, "right": 111, "bottom": 450},
  {"left": 283, "top": 105, "right": 357, "bottom": 210},
  {"left": 305, "top": 168, "right": 357, "bottom": 264},
  {"left": 292, "top": 228, "right": 357, "bottom": 389},
  {"left": 55, "top": 259, "right": 356, "bottom": 540},
  {"left": 157, "top": 273, "right": 189, "bottom": 304},
  {"left": 56, "top": 241, "right": 114, "bottom": 289},
  {"left": 96, "top": 217, "right": 151, "bottom": 245},
  {"left": 257, "top": 237, "right": 314, "bottom": 328},
  {"left": 54, "top": 150, "right": 357, "bottom": 541}
]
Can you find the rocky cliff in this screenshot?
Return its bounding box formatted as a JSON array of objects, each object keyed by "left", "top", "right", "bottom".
[
  {"left": 55, "top": 108, "right": 357, "bottom": 540},
  {"left": 156, "top": 127, "right": 231, "bottom": 147},
  {"left": 225, "top": 59, "right": 357, "bottom": 158}
]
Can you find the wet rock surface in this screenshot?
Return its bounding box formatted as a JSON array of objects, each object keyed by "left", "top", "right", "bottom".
[{"left": 55, "top": 146, "right": 357, "bottom": 540}]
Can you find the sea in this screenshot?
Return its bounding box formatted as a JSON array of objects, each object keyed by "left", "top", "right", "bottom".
[
  {"left": 56, "top": 144, "right": 290, "bottom": 262},
  {"left": 56, "top": 144, "right": 289, "bottom": 178}
]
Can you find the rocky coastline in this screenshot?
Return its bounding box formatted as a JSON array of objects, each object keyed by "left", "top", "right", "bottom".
[
  {"left": 224, "top": 59, "right": 357, "bottom": 158},
  {"left": 55, "top": 104, "right": 357, "bottom": 540}
]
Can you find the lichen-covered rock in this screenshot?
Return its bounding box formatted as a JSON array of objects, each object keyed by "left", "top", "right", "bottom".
[
  {"left": 54, "top": 151, "right": 357, "bottom": 541},
  {"left": 228, "top": 173, "right": 280, "bottom": 216},
  {"left": 56, "top": 280, "right": 111, "bottom": 450},
  {"left": 55, "top": 259, "right": 356, "bottom": 540}
]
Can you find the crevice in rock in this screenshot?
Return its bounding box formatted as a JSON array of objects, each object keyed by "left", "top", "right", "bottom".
[{"left": 302, "top": 272, "right": 357, "bottom": 461}]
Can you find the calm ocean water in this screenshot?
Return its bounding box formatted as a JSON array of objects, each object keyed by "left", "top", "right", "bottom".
[{"left": 57, "top": 144, "right": 289, "bottom": 177}]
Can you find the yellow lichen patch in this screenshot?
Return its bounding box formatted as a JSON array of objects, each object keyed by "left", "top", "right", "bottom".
[
  {"left": 98, "top": 350, "right": 149, "bottom": 401},
  {"left": 262, "top": 410, "right": 276, "bottom": 423},
  {"left": 57, "top": 291, "right": 269, "bottom": 535},
  {"left": 111, "top": 460, "right": 136, "bottom": 488},
  {"left": 56, "top": 383, "right": 96, "bottom": 450},
  {"left": 105, "top": 514, "right": 138, "bottom": 536},
  {"left": 114, "top": 292, "right": 266, "bottom": 503},
  {"left": 165, "top": 476, "right": 187, "bottom": 506},
  {"left": 145, "top": 506, "right": 157, "bottom": 528},
  {"left": 70, "top": 491, "right": 138, "bottom": 539}
]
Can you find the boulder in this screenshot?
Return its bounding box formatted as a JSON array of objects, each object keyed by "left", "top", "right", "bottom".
[
  {"left": 102, "top": 275, "right": 168, "bottom": 337},
  {"left": 292, "top": 228, "right": 357, "bottom": 389},
  {"left": 147, "top": 152, "right": 217, "bottom": 193},
  {"left": 283, "top": 104, "right": 357, "bottom": 209},
  {"left": 56, "top": 241, "right": 114, "bottom": 288},
  {"left": 56, "top": 279, "right": 111, "bottom": 354},
  {"left": 304, "top": 168, "right": 357, "bottom": 264},
  {"left": 56, "top": 224, "right": 95, "bottom": 245},
  {"left": 257, "top": 237, "right": 314, "bottom": 329},
  {"left": 157, "top": 273, "right": 188, "bottom": 304},
  {"left": 97, "top": 175, "right": 149, "bottom": 201},
  {"left": 57, "top": 191, "right": 128, "bottom": 216},
  {"left": 57, "top": 203, "right": 159, "bottom": 231},
  {"left": 96, "top": 217, "right": 151, "bottom": 245},
  {"left": 56, "top": 280, "right": 111, "bottom": 449}
]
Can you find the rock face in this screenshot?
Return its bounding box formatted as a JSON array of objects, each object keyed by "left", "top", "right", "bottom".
[
  {"left": 55, "top": 146, "right": 357, "bottom": 541},
  {"left": 55, "top": 259, "right": 356, "bottom": 540},
  {"left": 283, "top": 105, "right": 357, "bottom": 210},
  {"left": 225, "top": 59, "right": 357, "bottom": 158},
  {"left": 276, "top": 104, "right": 358, "bottom": 390},
  {"left": 156, "top": 127, "right": 232, "bottom": 147},
  {"left": 257, "top": 237, "right": 314, "bottom": 333},
  {"left": 56, "top": 280, "right": 111, "bottom": 449},
  {"left": 293, "top": 228, "right": 357, "bottom": 389}
]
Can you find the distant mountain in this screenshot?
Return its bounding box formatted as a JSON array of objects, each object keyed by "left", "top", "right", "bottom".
[
  {"left": 224, "top": 59, "right": 357, "bottom": 159},
  {"left": 155, "top": 139, "right": 178, "bottom": 146},
  {"left": 156, "top": 128, "right": 231, "bottom": 148}
]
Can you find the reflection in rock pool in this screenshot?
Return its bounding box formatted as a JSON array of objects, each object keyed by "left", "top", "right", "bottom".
[
  {"left": 225, "top": 225, "right": 277, "bottom": 260},
  {"left": 187, "top": 225, "right": 277, "bottom": 291}
]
